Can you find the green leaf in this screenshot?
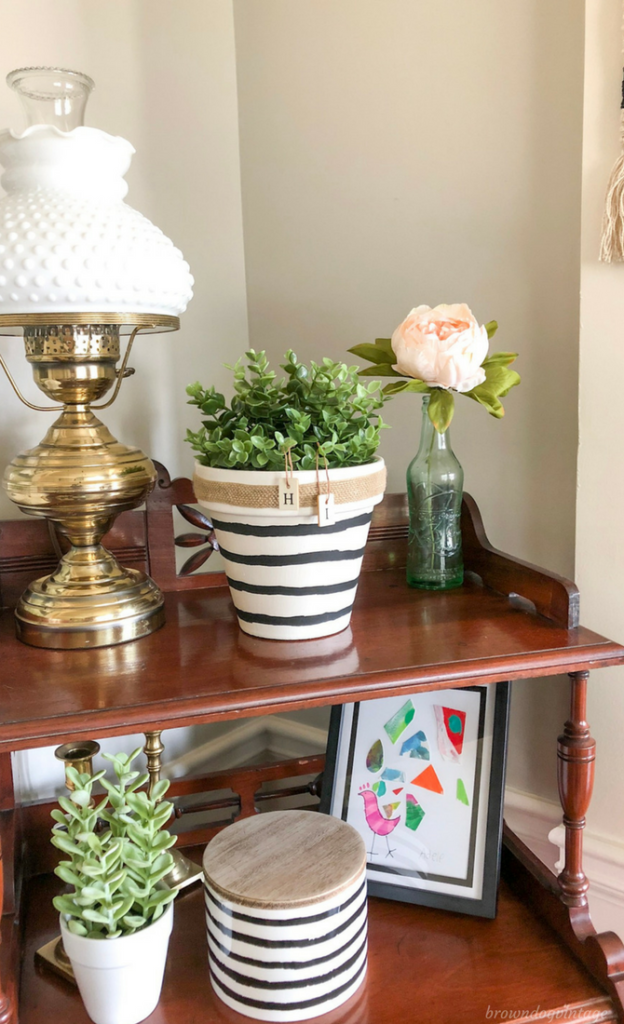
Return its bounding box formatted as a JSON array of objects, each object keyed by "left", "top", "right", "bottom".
[
  {"left": 428, "top": 389, "right": 455, "bottom": 433},
  {"left": 467, "top": 365, "right": 521, "bottom": 416},
  {"left": 466, "top": 390, "right": 504, "bottom": 417},
  {"left": 357, "top": 363, "right": 403, "bottom": 377},
  {"left": 67, "top": 919, "right": 89, "bottom": 936},
  {"left": 82, "top": 908, "right": 111, "bottom": 925},
  {"left": 382, "top": 379, "right": 429, "bottom": 397},
  {"left": 112, "top": 897, "right": 134, "bottom": 921},
  {"left": 347, "top": 343, "right": 391, "bottom": 365},
  {"left": 122, "top": 914, "right": 147, "bottom": 930},
  {"left": 53, "top": 895, "right": 80, "bottom": 916},
  {"left": 485, "top": 320, "right": 499, "bottom": 339},
  {"left": 54, "top": 864, "right": 83, "bottom": 887},
  {"left": 373, "top": 338, "right": 395, "bottom": 359},
  {"left": 146, "top": 888, "right": 176, "bottom": 909},
  {"left": 149, "top": 779, "right": 170, "bottom": 803},
  {"left": 52, "top": 833, "right": 79, "bottom": 856},
  {"left": 481, "top": 351, "right": 518, "bottom": 369}
]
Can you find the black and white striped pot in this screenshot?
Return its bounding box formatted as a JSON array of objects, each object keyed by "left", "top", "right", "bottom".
[
  {"left": 203, "top": 810, "right": 368, "bottom": 1022},
  {"left": 193, "top": 458, "right": 386, "bottom": 640}
]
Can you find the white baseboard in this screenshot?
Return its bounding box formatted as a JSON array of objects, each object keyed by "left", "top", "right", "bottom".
[
  {"left": 504, "top": 787, "right": 561, "bottom": 872},
  {"left": 505, "top": 787, "right": 624, "bottom": 938}
]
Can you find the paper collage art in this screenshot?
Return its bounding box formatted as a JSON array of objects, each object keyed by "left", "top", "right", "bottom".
[{"left": 341, "top": 688, "right": 485, "bottom": 887}]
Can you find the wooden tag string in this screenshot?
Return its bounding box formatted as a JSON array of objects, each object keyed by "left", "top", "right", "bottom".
[
  {"left": 315, "top": 446, "right": 332, "bottom": 497},
  {"left": 315, "top": 447, "right": 335, "bottom": 526},
  {"left": 284, "top": 447, "right": 295, "bottom": 489},
  {"left": 278, "top": 446, "right": 299, "bottom": 510},
  {"left": 601, "top": 15, "right": 624, "bottom": 261}
]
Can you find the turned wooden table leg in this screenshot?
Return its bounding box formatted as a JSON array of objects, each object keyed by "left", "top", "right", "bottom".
[
  {"left": 0, "top": 818, "right": 13, "bottom": 1024},
  {"left": 557, "top": 670, "right": 595, "bottom": 907}
]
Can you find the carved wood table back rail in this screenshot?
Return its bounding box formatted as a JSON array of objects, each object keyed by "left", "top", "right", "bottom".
[{"left": 1, "top": 465, "right": 624, "bottom": 1023}]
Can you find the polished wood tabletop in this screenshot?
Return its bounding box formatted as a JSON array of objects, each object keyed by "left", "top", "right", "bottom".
[
  {"left": 1, "top": 569, "right": 622, "bottom": 753},
  {"left": 19, "top": 869, "right": 615, "bottom": 1024}
]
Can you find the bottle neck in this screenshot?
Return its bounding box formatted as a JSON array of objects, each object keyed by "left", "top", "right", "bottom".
[{"left": 417, "top": 394, "right": 452, "bottom": 456}]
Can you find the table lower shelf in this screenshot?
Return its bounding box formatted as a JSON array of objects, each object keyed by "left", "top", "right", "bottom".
[{"left": 19, "top": 855, "right": 617, "bottom": 1024}]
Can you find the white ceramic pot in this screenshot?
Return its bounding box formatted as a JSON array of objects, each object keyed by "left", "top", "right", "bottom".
[
  {"left": 60, "top": 903, "right": 174, "bottom": 1024},
  {"left": 203, "top": 810, "right": 367, "bottom": 1022},
  {"left": 193, "top": 458, "right": 386, "bottom": 640}
]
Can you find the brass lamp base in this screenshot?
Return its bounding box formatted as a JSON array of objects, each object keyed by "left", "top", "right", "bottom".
[
  {"left": 16, "top": 548, "right": 164, "bottom": 649},
  {"left": 1, "top": 322, "right": 169, "bottom": 649}
]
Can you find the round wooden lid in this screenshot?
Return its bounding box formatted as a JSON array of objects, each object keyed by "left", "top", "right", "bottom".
[{"left": 203, "top": 811, "right": 366, "bottom": 910}]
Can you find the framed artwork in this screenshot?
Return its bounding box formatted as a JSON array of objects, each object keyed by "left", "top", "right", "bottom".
[{"left": 320, "top": 682, "right": 510, "bottom": 919}]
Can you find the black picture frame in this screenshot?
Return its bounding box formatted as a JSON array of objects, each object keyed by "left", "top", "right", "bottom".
[{"left": 320, "top": 682, "right": 510, "bottom": 919}]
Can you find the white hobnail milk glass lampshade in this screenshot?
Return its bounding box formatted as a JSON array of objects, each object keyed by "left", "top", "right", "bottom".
[{"left": 0, "top": 67, "right": 193, "bottom": 329}]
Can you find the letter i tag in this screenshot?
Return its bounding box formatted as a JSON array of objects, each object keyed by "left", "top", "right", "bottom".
[
  {"left": 278, "top": 478, "right": 299, "bottom": 510},
  {"left": 317, "top": 492, "right": 335, "bottom": 527}
]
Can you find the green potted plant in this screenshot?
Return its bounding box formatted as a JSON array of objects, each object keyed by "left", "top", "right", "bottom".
[
  {"left": 186, "top": 349, "right": 387, "bottom": 640},
  {"left": 52, "top": 749, "right": 177, "bottom": 1024}
]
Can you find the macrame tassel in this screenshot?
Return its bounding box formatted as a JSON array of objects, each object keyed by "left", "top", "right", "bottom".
[{"left": 600, "top": 73, "right": 624, "bottom": 262}]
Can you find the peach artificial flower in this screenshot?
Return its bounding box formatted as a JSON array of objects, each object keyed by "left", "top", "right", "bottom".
[{"left": 391, "top": 303, "right": 488, "bottom": 392}]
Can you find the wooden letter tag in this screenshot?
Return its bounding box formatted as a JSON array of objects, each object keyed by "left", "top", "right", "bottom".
[
  {"left": 278, "top": 478, "right": 299, "bottom": 511},
  {"left": 317, "top": 492, "right": 336, "bottom": 527}
]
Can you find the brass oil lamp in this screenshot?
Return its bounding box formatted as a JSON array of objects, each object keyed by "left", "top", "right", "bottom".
[{"left": 0, "top": 68, "right": 193, "bottom": 648}]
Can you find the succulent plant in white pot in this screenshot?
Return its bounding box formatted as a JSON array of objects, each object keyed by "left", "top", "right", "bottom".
[
  {"left": 51, "top": 749, "right": 177, "bottom": 1024},
  {"left": 186, "top": 350, "right": 388, "bottom": 641}
]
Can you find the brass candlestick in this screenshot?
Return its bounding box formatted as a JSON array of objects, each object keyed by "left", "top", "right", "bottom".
[
  {"left": 143, "top": 731, "right": 203, "bottom": 889},
  {"left": 54, "top": 739, "right": 101, "bottom": 785},
  {"left": 35, "top": 739, "right": 101, "bottom": 984}
]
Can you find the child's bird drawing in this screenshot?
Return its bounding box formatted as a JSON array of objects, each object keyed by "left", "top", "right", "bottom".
[{"left": 358, "top": 783, "right": 401, "bottom": 857}]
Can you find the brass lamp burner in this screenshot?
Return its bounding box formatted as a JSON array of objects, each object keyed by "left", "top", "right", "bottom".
[{"left": 0, "top": 316, "right": 177, "bottom": 649}]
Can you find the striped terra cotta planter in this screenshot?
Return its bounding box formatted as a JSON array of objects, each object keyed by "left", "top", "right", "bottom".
[{"left": 193, "top": 458, "right": 386, "bottom": 640}]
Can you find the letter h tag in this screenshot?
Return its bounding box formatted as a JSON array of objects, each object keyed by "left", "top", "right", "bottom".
[{"left": 278, "top": 478, "right": 299, "bottom": 511}]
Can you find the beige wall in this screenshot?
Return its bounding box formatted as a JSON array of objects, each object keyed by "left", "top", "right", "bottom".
[
  {"left": 0, "top": 3, "right": 594, "bottom": 816},
  {"left": 233, "top": 0, "right": 585, "bottom": 800},
  {"left": 0, "top": 0, "right": 249, "bottom": 519},
  {"left": 577, "top": 0, "right": 624, "bottom": 839},
  {"left": 0, "top": 0, "right": 251, "bottom": 798}
]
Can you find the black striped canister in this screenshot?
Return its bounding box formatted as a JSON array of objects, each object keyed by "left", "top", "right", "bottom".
[
  {"left": 203, "top": 810, "right": 368, "bottom": 1022},
  {"left": 193, "top": 458, "right": 386, "bottom": 640}
]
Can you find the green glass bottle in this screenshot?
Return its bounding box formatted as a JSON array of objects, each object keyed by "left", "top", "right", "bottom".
[{"left": 406, "top": 394, "right": 464, "bottom": 590}]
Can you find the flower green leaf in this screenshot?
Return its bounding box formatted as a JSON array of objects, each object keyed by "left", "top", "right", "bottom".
[
  {"left": 465, "top": 363, "right": 521, "bottom": 418},
  {"left": 356, "top": 363, "right": 403, "bottom": 377},
  {"left": 383, "top": 379, "right": 429, "bottom": 396},
  {"left": 347, "top": 343, "right": 391, "bottom": 365},
  {"left": 428, "top": 389, "right": 455, "bottom": 433},
  {"left": 481, "top": 351, "right": 518, "bottom": 369}
]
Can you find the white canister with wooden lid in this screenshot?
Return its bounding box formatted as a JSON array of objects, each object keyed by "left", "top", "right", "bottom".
[{"left": 203, "top": 810, "right": 367, "bottom": 1022}]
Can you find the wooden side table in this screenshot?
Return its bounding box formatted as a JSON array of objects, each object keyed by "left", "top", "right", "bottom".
[{"left": 1, "top": 469, "right": 623, "bottom": 1023}]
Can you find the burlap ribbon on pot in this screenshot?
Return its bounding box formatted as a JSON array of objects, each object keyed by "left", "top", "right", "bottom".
[{"left": 193, "top": 466, "right": 386, "bottom": 510}]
